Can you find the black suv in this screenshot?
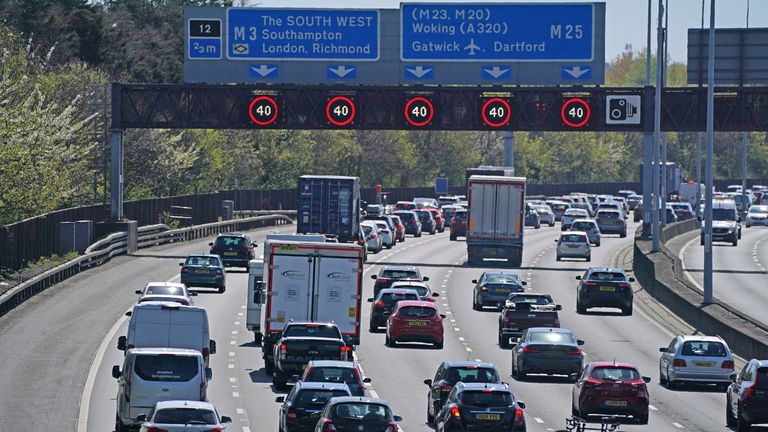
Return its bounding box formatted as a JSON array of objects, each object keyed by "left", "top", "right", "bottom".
[
  {"left": 726, "top": 359, "right": 768, "bottom": 430},
  {"left": 394, "top": 210, "right": 422, "bottom": 237},
  {"left": 434, "top": 382, "right": 526, "bottom": 431},
  {"left": 415, "top": 209, "right": 437, "bottom": 234},
  {"left": 575, "top": 267, "right": 635, "bottom": 315},
  {"left": 209, "top": 233, "right": 256, "bottom": 267},
  {"left": 276, "top": 381, "right": 352, "bottom": 432},
  {"left": 368, "top": 288, "right": 420, "bottom": 332},
  {"left": 424, "top": 361, "right": 501, "bottom": 425},
  {"left": 371, "top": 265, "right": 429, "bottom": 298}
]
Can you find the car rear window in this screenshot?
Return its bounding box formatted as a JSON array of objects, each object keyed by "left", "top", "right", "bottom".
[
  {"left": 154, "top": 408, "right": 217, "bottom": 424},
  {"left": 398, "top": 306, "right": 436, "bottom": 317},
  {"left": 283, "top": 324, "right": 341, "bottom": 339},
  {"left": 587, "top": 272, "right": 627, "bottom": 282},
  {"left": 598, "top": 211, "right": 621, "bottom": 219},
  {"left": 528, "top": 331, "right": 576, "bottom": 345},
  {"left": 382, "top": 270, "right": 419, "bottom": 279},
  {"left": 484, "top": 274, "right": 520, "bottom": 284},
  {"left": 446, "top": 367, "right": 498, "bottom": 384},
  {"left": 551, "top": 204, "right": 567, "bottom": 211},
  {"left": 396, "top": 203, "right": 416, "bottom": 210},
  {"left": 681, "top": 341, "right": 727, "bottom": 357},
  {"left": 214, "top": 236, "right": 247, "bottom": 247},
  {"left": 380, "top": 292, "right": 419, "bottom": 304},
  {"left": 134, "top": 355, "right": 199, "bottom": 382},
  {"left": 756, "top": 367, "right": 768, "bottom": 389},
  {"left": 391, "top": 285, "right": 429, "bottom": 297},
  {"left": 590, "top": 367, "right": 640, "bottom": 381},
  {"left": 459, "top": 391, "right": 512, "bottom": 407},
  {"left": 362, "top": 226, "right": 373, "bottom": 235},
  {"left": 375, "top": 222, "right": 388, "bottom": 230},
  {"left": 454, "top": 211, "right": 467, "bottom": 220},
  {"left": 296, "top": 389, "right": 350, "bottom": 406},
  {"left": 570, "top": 222, "right": 595, "bottom": 231},
  {"left": 561, "top": 234, "right": 587, "bottom": 243},
  {"left": 565, "top": 210, "right": 587, "bottom": 216},
  {"left": 333, "top": 403, "right": 390, "bottom": 420},
  {"left": 508, "top": 295, "right": 553, "bottom": 305},
  {"left": 145, "top": 285, "right": 184, "bottom": 295},
  {"left": 395, "top": 212, "right": 416, "bottom": 221},
  {"left": 185, "top": 256, "right": 220, "bottom": 267},
  {"left": 306, "top": 367, "right": 357, "bottom": 384}
]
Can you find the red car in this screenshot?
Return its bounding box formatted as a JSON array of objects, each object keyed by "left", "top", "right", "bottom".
[
  {"left": 394, "top": 201, "right": 418, "bottom": 212},
  {"left": 385, "top": 300, "right": 445, "bottom": 349},
  {"left": 426, "top": 208, "right": 446, "bottom": 232},
  {"left": 571, "top": 362, "right": 651, "bottom": 424},
  {"left": 390, "top": 215, "right": 406, "bottom": 242}
]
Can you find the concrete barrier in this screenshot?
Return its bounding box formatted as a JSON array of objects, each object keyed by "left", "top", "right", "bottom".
[{"left": 633, "top": 220, "right": 768, "bottom": 360}]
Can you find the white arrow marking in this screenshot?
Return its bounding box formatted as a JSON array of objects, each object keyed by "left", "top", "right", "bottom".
[
  {"left": 406, "top": 66, "right": 432, "bottom": 78},
  {"left": 250, "top": 64, "right": 277, "bottom": 77},
  {"left": 329, "top": 65, "right": 355, "bottom": 78},
  {"left": 483, "top": 66, "right": 510, "bottom": 79},
  {"left": 564, "top": 66, "right": 590, "bottom": 78}
]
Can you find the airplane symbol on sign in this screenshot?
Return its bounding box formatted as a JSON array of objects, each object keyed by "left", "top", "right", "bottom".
[{"left": 464, "top": 38, "right": 481, "bottom": 55}]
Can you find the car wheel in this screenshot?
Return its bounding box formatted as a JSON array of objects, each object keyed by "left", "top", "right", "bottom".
[
  {"left": 733, "top": 239, "right": 738, "bottom": 246},
  {"left": 385, "top": 335, "right": 394, "bottom": 347},
  {"left": 427, "top": 404, "right": 435, "bottom": 425},
  {"left": 620, "top": 231, "right": 627, "bottom": 238},
  {"left": 472, "top": 296, "right": 480, "bottom": 310},
  {"left": 595, "top": 241, "right": 601, "bottom": 247},
  {"left": 637, "top": 411, "right": 649, "bottom": 425},
  {"left": 434, "top": 341, "right": 443, "bottom": 349},
  {"left": 571, "top": 405, "right": 579, "bottom": 417},
  {"left": 272, "top": 372, "right": 289, "bottom": 391},
  {"left": 726, "top": 395, "right": 737, "bottom": 427},
  {"left": 586, "top": 255, "right": 591, "bottom": 262},
  {"left": 700, "top": 237, "right": 705, "bottom": 246},
  {"left": 550, "top": 221, "right": 555, "bottom": 227},
  {"left": 737, "top": 405, "right": 751, "bottom": 432},
  {"left": 556, "top": 255, "right": 562, "bottom": 262},
  {"left": 450, "top": 234, "right": 456, "bottom": 241},
  {"left": 115, "top": 414, "right": 128, "bottom": 432},
  {"left": 659, "top": 370, "right": 667, "bottom": 386},
  {"left": 416, "top": 232, "right": 422, "bottom": 237},
  {"left": 369, "top": 320, "right": 378, "bottom": 333},
  {"left": 623, "top": 304, "right": 633, "bottom": 316},
  {"left": 498, "top": 332, "right": 507, "bottom": 348},
  {"left": 576, "top": 300, "right": 586, "bottom": 314},
  {"left": 218, "top": 285, "right": 226, "bottom": 294},
  {"left": 667, "top": 379, "right": 678, "bottom": 390},
  {"left": 535, "top": 223, "right": 540, "bottom": 229}
]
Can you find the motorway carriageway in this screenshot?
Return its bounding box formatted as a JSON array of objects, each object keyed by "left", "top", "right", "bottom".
[
  {"left": 0, "top": 222, "right": 763, "bottom": 431},
  {"left": 670, "top": 227, "right": 768, "bottom": 328}
]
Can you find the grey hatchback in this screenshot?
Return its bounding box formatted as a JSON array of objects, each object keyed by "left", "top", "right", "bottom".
[{"left": 180, "top": 254, "right": 226, "bottom": 293}]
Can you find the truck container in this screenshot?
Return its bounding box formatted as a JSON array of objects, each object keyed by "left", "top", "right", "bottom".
[
  {"left": 261, "top": 239, "right": 364, "bottom": 371},
  {"left": 640, "top": 162, "right": 683, "bottom": 197},
  {"left": 297, "top": 175, "right": 361, "bottom": 243},
  {"left": 465, "top": 166, "right": 515, "bottom": 187},
  {"left": 466, "top": 175, "right": 526, "bottom": 267}
]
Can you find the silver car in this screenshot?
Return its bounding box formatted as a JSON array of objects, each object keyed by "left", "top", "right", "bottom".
[
  {"left": 372, "top": 220, "right": 395, "bottom": 249},
  {"left": 555, "top": 231, "right": 591, "bottom": 262},
  {"left": 569, "top": 219, "right": 601, "bottom": 246},
  {"left": 658, "top": 335, "right": 735, "bottom": 390},
  {"left": 746, "top": 205, "right": 768, "bottom": 227},
  {"left": 561, "top": 208, "right": 590, "bottom": 231},
  {"left": 138, "top": 400, "right": 231, "bottom": 432},
  {"left": 533, "top": 205, "right": 556, "bottom": 226},
  {"left": 135, "top": 282, "right": 197, "bottom": 306},
  {"left": 360, "top": 222, "right": 383, "bottom": 253}
]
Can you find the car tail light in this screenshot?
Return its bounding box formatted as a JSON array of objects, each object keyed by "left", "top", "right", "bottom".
[
  {"left": 618, "top": 283, "right": 631, "bottom": 288},
  {"left": 426, "top": 297, "right": 435, "bottom": 302},
  {"left": 514, "top": 407, "right": 525, "bottom": 426},
  {"left": 370, "top": 233, "right": 378, "bottom": 238},
  {"left": 146, "top": 427, "right": 169, "bottom": 432},
  {"left": 743, "top": 383, "right": 757, "bottom": 401},
  {"left": 450, "top": 405, "right": 461, "bottom": 418},
  {"left": 584, "top": 282, "right": 598, "bottom": 287},
  {"left": 216, "top": 269, "right": 224, "bottom": 275},
  {"left": 439, "top": 383, "right": 453, "bottom": 392},
  {"left": 384, "top": 422, "right": 399, "bottom": 432},
  {"left": 584, "top": 378, "right": 602, "bottom": 388},
  {"left": 673, "top": 359, "right": 687, "bottom": 368},
  {"left": 566, "top": 348, "right": 582, "bottom": 355},
  {"left": 341, "top": 346, "right": 351, "bottom": 360},
  {"left": 377, "top": 278, "right": 389, "bottom": 284},
  {"left": 721, "top": 361, "right": 734, "bottom": 369},
  {"left": 374, "top": 301, "right": 385, "bottom": 310},
  {"left": 523, "top": 346, "right": 540, "bottom": 353},
  {"left": 286, "top": 407, "right": 299, "bottom": 421},
  {"left": 280, "top": 343, "right": 288, "bottom": 360},
  {"left": 181, "top": 267, "right": 189, "bottom": 273},
  {"left": 203, "top": 428, "right": 224, "bottom": 432},
  {"left": 321, "top": 419, "right": 338, "bottom": 431}
]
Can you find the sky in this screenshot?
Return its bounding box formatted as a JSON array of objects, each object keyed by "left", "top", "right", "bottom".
[{"left": 242, "top": 0, "right": 768, "bottom": 63}]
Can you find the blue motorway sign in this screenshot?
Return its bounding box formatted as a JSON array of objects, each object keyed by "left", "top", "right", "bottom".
[
  {"left": 401, "top": 3, "right": 594, "bottom": 61},
  {"left": 227, "top": 8, "right": 379, "bottom": 60}
]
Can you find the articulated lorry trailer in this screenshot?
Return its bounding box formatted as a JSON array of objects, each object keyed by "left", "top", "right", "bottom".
[{"left": 297, "top": 175, "right": 361, "bottom": 243}]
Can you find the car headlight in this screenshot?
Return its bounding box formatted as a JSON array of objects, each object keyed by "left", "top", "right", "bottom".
[{"left": 728, "top": 229, "right": 734, "bottom": 233}]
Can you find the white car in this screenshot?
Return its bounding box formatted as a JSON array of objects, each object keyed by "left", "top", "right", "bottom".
[
  {"left": 533, "top": 205, "right": 556, "bottom": 226},
  {"left": 135, "top": 282, "right": 196, "bottom": 306},
  {"left": 555, "top": 231, "right": 591, "bottom": 262},
  {"left": 138, "top": 400, "right": 231, "bottom": 432},
  {"left": 561, "top": 208, "right": 590, "bottom": 231},
  {"left": 360, "top": 222, "right": 383, "bottom": 253},
  {"left": 372, "top": 220, "right": 395, "bottom": 249},
  {"left": 658, "top": 335, "right": 735, "bottom": 390},
  {"left": 570, "top": 219, "right": 601, "bottom": 246},
  {"left": 746, "top": 205, "right": 768, "bottom": 227}
]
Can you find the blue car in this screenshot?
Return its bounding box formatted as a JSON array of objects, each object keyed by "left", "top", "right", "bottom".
[{"left": 180, "top": 254, "right": 226, "bottom": 293}]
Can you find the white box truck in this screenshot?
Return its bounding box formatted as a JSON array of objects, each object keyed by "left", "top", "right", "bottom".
[
  {"left": 466, "top": 175, "right": 527, "bottom": 267},
  {"left": 261, "top": 239, "right": 364, "bottom": 371}
]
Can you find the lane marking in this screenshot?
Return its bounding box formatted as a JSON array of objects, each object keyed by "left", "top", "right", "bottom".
[
  {"left": 535, "top": 417, "right": 545, "bottom": 424},
  {"left": 232, "top": 391, "right": 240, "bottom": 398},
  {"left": 229, "top": 377, "right": 237, "bottom": 383},
  {"left": 649, "top": 405, "right": 658, "bottom": 411},
  {"left": 236, "top": 408, "right": 245, "bottom": 415},
  {"left": 673, "top": 422, "right": 685, "bottom": 428}
]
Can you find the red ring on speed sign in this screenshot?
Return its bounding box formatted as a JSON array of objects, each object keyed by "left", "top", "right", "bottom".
[
  {"left": 248, "top": 96, "right": 278, "bottom": 126},
  {"left": 561, "top": 98, "right": 591, "bottom": 128},
  {"left": 481, "top": 98, "right": 512, "bottom": 128},
  {"left": 326, "top": 96, "right": 356, "bottom": 127},
  {"left": 404, "top": 97, "right": 434, "bottom": 127}
]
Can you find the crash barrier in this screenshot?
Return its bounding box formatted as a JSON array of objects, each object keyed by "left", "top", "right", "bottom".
[
  {"left": 633, "top": 219, "right": 768, "bottom": 360},
  {"left": 0, "top": 214, "right": 293, "bottom": 320}
]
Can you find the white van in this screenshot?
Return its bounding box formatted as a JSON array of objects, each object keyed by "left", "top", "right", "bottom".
[
  {"left": 247, "top": 258, "right": 265, "bottom": 344},
  {"left": 113, "top": 348, "right": 209, "bottom": 431},
  {"left": 117, "top": 302, "right": 216, "bottom": 367}
]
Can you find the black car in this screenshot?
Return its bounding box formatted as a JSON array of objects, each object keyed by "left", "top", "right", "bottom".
[
  {"left": 524, "top": 207, "right": 540, "bottom": 229},
  {"left": 315, "top": 397, "right": 402, "bottom": 432},
  {"left": 472, "top": 271, "right": 527, "bottom": 310},
  {"left": 450, "top": 209, "right": 468, "bottom": 241},
  {"left": 576, "top": 267, "right": 635, "bottom": 315},
  {"left": 511, "top": 327, "right": 584, "bottom": 380},
  {"left": 393, "top": 210, "right": 422, "bottom": 237},
  {"left": 276, "top": 381, "right": 351, "bottom": 432},
  {"left": 726, "top": 359, "right": 768, "bottom": 431},
  {"left": 368, "top": 288, "right": 420, "bottom": 332},
  {"left": 424, "top": 361, "right": 501, "bottom": 425},
  {"left": 434, "top": 382, "right": 526, "bottom": 432},
  {"left": 371, "top": 265, "right": 428, "bottom": 298},
  {"left": 208, "top": 233, "right": 256, "bottom": 267},
  {"left": 415, "top": 209, "right": 437, "bottom": 234}
]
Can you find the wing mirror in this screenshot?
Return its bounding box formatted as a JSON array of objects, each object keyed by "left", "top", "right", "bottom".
[
  {"left": 516, "top": 401, "right": 526, "bottom": 410},
  {"left": 471, "top": 279, "right": 478, "bottom": 284},
  {"left": 208, "top": 242, "right": 213, "bottom": 246},
  {"left": 371, "top": 274, "right": 378, "bottom": 280},
  {"left": 422, "top": 276, "right": 430, "bottom": 281},
  {"left": 363, "top": 377, "right": 372, "bottom": 383},
  {"left": 275, "top": 396, "right": 285, "bottom": 403},
  {"left": 135, "top": 414, "right": 146, "bottom": 423},
  {"left": 134, "top": 289, "right": 142, "bottom": 295},
  {"left": 221, "top": 416, "right": 232, "bottom": 424},
  {"left": 209, "top": 340, "right": 217, "bottom": 354},
  {"left": 569, "top": 373, "right": 579, "bottom": 381},
  {"left": 117, "top": 336, "right": 127, "bottom": 351},
  {"left": 730, "top": 373, "right": 737, "bottom": 382},
  {"left": 628, "top": 277, "right": 636, "bottom": 282},
  {"left": 432, "top": 292, "right": 440, "bottom": 297},
  {"left": 555, "top": 304, "right": 563, "bottom": 311},
  {"left": 393, "top": 415, "right": 403, "bottom": 422},
  {"left": 575, "top": 275, "right": 582, "bottom": 280},
  {"left": 179, "top": 262, "right": 184, "bottom": 266},
  {"left": 190, "top": 291, "right": 198, "bottom": 296},
  {"left": 554, "top": 239, "right": 559, "bottom": 243},
  {"left": 577, "top": 340, "right": 585, "bottom": 346},
  {"left": 440, "top": 314, "right": 447, "bottom": 319},
  {"left": 642, "top": 376, "right": 651, "bottom": 383},
  {"left": 125, "top": 311, "right": 132, "bottom": 317},
  {"left": 521, "top": 281, "right": 527, "bottom": 286},
  {"left": 424, "top": 379, "right": 433, "bottom": 386},
  {"left": 367, "top": 298, "right": 374, "bottom": 302},
  {"left": 206, "top": 367, "right": 213, "bottom": 381},
  {"left": 111, "top": 365, "right": 121, "bottom": 379},
  {"left": 659, "top": 347, "right": 667, "bottom": 353}
]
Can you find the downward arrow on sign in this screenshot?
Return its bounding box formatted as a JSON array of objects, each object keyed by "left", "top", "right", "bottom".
[
  {"left": 250, "top": 64, "right": 277, "bottom": 77},
  {"left": 563, "top": 66, "right": 590, "bottom": 79},
  {"left": 406, "top": 66, "right": 433, "bottom": 78},
  {"left": 483, "top": 66, "right": 510, "bottom": 79},
  {"left": 329, "top": 65, "right": 355, "bottom": 78}
]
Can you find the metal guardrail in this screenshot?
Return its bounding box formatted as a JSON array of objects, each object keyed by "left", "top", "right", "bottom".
[{"left": 0, "top": 214, "right": 294, "bottom": 319}]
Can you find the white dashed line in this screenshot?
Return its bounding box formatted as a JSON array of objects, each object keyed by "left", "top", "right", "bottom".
[
  {"left": 649, "top": 405, "right": 658, "bottom": 411},
  {"left": 243, "top": 427, "right": 251, "bottom": 432},
  {"left": 230, "top": 340, "right": 236, "bottom": 345},
  {"left": 234, "top": 321, "right": 240, "bottom": 325},
  {"left": 232, "top": 391, "right": 240, "bottom": 398},
  {"left": 534, "top": 417, "right": 545, "bottom": 424},
  {"left": 229, "top": 351, "right": 236, "bottom": 357},
  {"left": 228, "top": 364, "right": 235, "bottom": 369},
  {"left": 229, "top": 377, "right": 237, "bottom": 383},
  {"left": 458, "top": 336, "right": 465, "bottom": 341},
  {"left": 236, "top": 408, "right": 245, "bottom": 415},
  {"left": 232, "top": 330, "right": 238, "bottom": 335},
  {"left": 465, "top": 347, "right": 473, "bottom": 352},
  {"left": 672, "top": 422, "right": 685, "bottom": 429}
]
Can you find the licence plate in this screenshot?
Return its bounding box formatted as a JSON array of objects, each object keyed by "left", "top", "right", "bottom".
[
  {"left": 494, "top": 288, "right": 511, "bottom": 293},
  {"left": 693, "top": 361, "right": 715, "bottom": 367},
  {"left": 301, "top": 364, "right": 307, "bottom": 370},
  {"left": 605, "top": 400, "right": 627, "bottom": 407},
  {"left": 476, "top": 414, "right": 500, "bottom": 420},
  {"left": 567, "top": 244, "right": 579, "bottom": 248},
  {"left": 408, "top": 321, "right": 427, "bottom": 326},
  {"left": 600, "top": 286, "right": 615, "bottom": 292},
  {"left": 224, "top": 252, "right": 237, "bottom": 256},
  {"left": 195, "top": 269, "right": 209, "bottom": 274}
]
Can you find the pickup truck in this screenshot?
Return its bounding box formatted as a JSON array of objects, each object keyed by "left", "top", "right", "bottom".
[
  {"left": 497, "top": 293, "right": 562, "bottom": 348},
  {"left": 270, "top": 322, "right": 351, "bottom": 390}
]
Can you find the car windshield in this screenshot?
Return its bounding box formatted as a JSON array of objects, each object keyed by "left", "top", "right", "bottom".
[
  {"left": 565, "top": 210, "right": 587, "bottom": 216},
  {"left": 415, "top": 210, "right": 431, "bottom": 218},
  {"left": 571, "top": 222, "right": 595, "bottom": 231},
  {"left": 459, "top": 391, "right": 513, "bottom": 407},
  {"left": 379, "top": 292, "right": 419, "bottom": 304},
  {"left": 590, "top": 367, "right": 641, "bottom": 381},
  {"left": 528, "top": 331, "right": 576, "bottom": 345},
  {"left": 712, "top": 208, "right": 736, "bottom": 221},
  {"left": 282, "top": 324, "right": 340, "bottom": 339},
  {"left": 484, "top": 273, "right": 520, "bottom": 284},
  {"left": 332, "top": 403, "right": 390, "bottom": 421},
  {"left": 398, "top": 306, "right": 436, "bottom": 318},
  {"left": 214, "top": 236, "right": 247, "bottom": 247},
  {"left": 362, "top": 226, "right": 373, "bottom": 235},
  {"left": 154, "top": 408, "right": 217, "bottom": 425},
  {"left": 508, "top": 295, "right": 553, "bottom": 305},
  {"left": 561, "top": 234, "right": 587, "bottom": 243},
  {"left": 381, "top": 270, "right": 419, "bottom": 279},
  {"left": 672, "top": 204, "right": 691, "bottom": 211},
  {"left": 296, "top": 389, "right": 350, "bottom": 406},
  {"left": 446, "top": 367, "right": 498, "bottom": 384},
  {"left": 145, "top": 285, "right": 184, "bottom": 295},
  {"left": 185, "top": 256, "right": 220, "bottom": 267},
  {"left": 390, "top": 285, "right": 429, "bottom": 297},
  {"left": 306, "top": 367, "right": 357, "bottom": 384},
  {"left": 749, "top": 206, "right": 768, "bottom": 214},
  {"left": 587, "top": 272, "right": 627, "bottom": 282},
  {"left": 134, "top": 355, "right": 198, "bottom": 382},
  {"left": 375, "top": 222, "right": 388, "bottom": 230},
  {"left": 681, "top": 341, "right": 727, "bottom": 357},
  {"left": 598, "top": 211, "right": 621, "bottom": 219}
]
